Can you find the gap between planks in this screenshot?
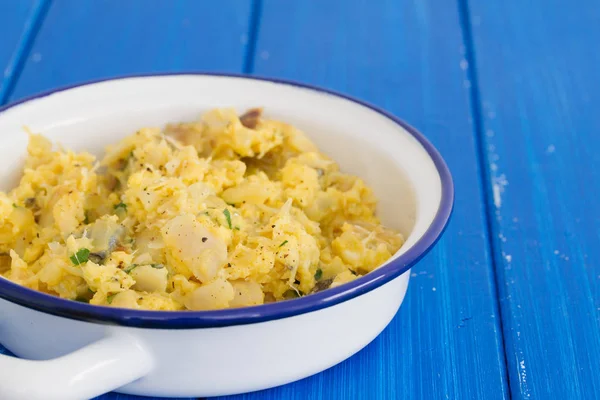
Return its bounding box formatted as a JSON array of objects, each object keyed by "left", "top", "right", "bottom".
[{"left": 456, "top": 0, "right": 513, "bottom": 398}]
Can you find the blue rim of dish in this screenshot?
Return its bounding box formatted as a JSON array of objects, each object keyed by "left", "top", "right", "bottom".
[{"left": 0, "top": 72, "right": 454, "bottom": 329}]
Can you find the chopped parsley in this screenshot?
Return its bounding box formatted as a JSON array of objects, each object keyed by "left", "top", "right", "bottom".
[
  {"left": 106, "top": 293, "right": 117, "bottom": 304},
  {"left": 314, "top": 268, "right": 323, "bottom": 281},
  {"left": 279, "top": 240, "right": 289, "bottom": 248},
  {"left": 70, "top": 248, "right": 90, "bottom": 265},
  {"left": 223, "top": 209, "right": 232, "bottom": 229},
  {"left": 83, "top": 210, "right": 90, "bottom": 224},
  {"left": 125, "top": 263, "right": 163, "bottom": 273},
  {"left": 114, "top": 202, "right": 127, "bottom": 211},
  {"left": 12, "top": 203, "right": 17, "bottom": 208},
  {"left": 124, "top": 264, "right": 139, "bottom": 274}
]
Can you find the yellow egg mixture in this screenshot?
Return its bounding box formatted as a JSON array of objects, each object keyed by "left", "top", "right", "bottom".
[{"left": 0, "top": 108, "right": 404, "bottom": 310}]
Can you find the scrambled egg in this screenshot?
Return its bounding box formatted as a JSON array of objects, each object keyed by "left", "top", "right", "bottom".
[{"left": 0, "top": 108, "right": 404, "bottom": 310}]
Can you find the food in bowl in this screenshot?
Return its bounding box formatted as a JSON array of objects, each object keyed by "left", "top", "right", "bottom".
[
  {"left": 0, "top": 75, "right": 453, "bottom": 400},
  {"left": 0, "top": 107, "right": 404, "bottom": 310}
]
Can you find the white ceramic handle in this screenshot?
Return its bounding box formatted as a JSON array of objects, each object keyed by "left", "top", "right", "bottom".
[{"left": 0, "top": 333, "right": 154, "bottom": 400}]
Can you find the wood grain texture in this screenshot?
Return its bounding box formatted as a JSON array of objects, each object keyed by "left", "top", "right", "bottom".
[
  {"left": 0, "top": 0, "right": 49, "bottom": 103},
  {"left": 465, "top": 0, "right": 600, "bottom": 398},
  {"left": 0, "top": 1, "right": 513, "bottom": 399},
  {"left": 0, "top": 0, "right": 248, "bottom": 398},
  {"left": 0, "top": 0, "right": 49, "bottom": 358},
  {"left": 7, "top": 0, "right": 253, "bottom": 102},
  {"left": 215, "top": 1, "right": 509, "bottom": 399}
]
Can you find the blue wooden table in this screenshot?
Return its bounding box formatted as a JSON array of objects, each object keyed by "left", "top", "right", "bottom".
[{"left": 1, "top": 1, "right": 598, "bottom": 399}]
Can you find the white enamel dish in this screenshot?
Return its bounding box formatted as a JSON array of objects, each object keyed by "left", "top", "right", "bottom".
[{"left": 0, "top": 74, "right": 453, "bottom": 399}]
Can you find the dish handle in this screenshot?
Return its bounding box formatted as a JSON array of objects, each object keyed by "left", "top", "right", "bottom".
[{"left": 0, "top": 333, "right": 154, "bottom": 400}]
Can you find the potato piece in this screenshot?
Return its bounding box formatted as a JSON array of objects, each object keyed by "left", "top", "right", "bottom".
[
  {"left": 330, "top": 270, "right": 358, "bottom": 288},
  {"left": 134, "top": 229, "right": 166, "bottom": 263},
  {"left": 161, "top": 214, "right": 227, "bottom": 282},
  {"left": 4, "top": 250, "right": 36, "bottom": 288},
  {"left": 131, "top": 264, "right": 168, "bottom": 292},
  {"left": 221, "top": 173, "right": 281, "bottom": 205},
  {"left": 229, "top": 280, "right": 264, "bottom": 308},
  {"left": 184, "top": 278, "right": 234, "bottom": 310},
  {"left": 110, "top": 290, "right": 140, "bottom": 309}
]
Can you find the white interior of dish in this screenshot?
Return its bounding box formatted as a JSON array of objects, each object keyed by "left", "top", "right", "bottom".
[{"left": 0, "top": 75, "right": 442, "bottom": 260}]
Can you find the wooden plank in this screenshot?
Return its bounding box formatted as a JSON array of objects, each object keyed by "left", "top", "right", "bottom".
[
  {"left": 0, "top": 1, "right": 252, "bottom": 399},
  {"left": 0, "top": 0, "right": 49, "bottom": 103},
  {"left": 0, "top": 0, "right": 49, "bottom": 358},
  {"left": 465, "top": 0, "right": 600, "bottom": 398},
  {"left": 7, "top": 0, "right": 253, "bottom": 102},
  {"left": 0, "top": 2, "right": 510, "bottom": 400},
  {"left": 214, "top": 1, "right": 509, "bottom": 399}
]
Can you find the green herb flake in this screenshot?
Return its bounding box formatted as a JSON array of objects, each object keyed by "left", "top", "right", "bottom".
[
  {"left": 150, "top": 263, "right": 164, "bottom": 269},
  {"left": 70, "top": 248, "right": 90, "bottom": 265},
  {"left": 106, "top": 293, "right": 117, "bottom": 304},
  {"left": 314, "top": 268, "right": 323, "bottom": 281},
  {"left": 223, "top": 209, "right": 232, "bottom": 229},
  {"left": 234, "top": 226, "right": 241, "bottom": 231},
  {"left": 124, "top": 264, "right": 139, "bottom": 274},
  {"left": 279, "top": 240, "right": 289, "bottom": 248},
  {"left": 12, "top": 203, "right": 17, "bottom": 208},
  {"left": 114, "top": 202, "right": 127, "bottom": 211},
  {"left": 83, "top": 210, "right": 89, "bottom": 224}
]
